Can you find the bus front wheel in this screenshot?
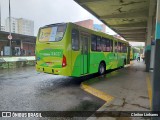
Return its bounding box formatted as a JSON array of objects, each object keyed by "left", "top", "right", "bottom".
[{"left": 98, "top": 62, "right": 106, "bottom": 75}]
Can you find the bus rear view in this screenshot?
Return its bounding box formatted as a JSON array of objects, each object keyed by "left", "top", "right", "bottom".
[
  {"left": 36, "top": 22, "right": 129, "bottom": 77},
  {"left": 36, "top": 23, "right": 70, "bottom": 76}
]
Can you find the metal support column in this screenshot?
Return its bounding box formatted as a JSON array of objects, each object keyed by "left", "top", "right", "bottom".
[
  {"left": 152, "top": 0, "right": 160, "bottom": 118},
  {"left": 146, "top": 0, "right": 155, "bottom": 72},
  {"left": 145, "top": 45, "right": 151, "bottom": 71},
  {"left": 0, "top": 1, "right": 1, "bottom": 31}
]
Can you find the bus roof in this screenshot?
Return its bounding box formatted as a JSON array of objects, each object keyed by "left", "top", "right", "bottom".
[
  {"left": 69, "top": 22, "right": 129, "bottom": 44},
  {"left": 39, "top": 22, "right": 129, "bottom": 45}
]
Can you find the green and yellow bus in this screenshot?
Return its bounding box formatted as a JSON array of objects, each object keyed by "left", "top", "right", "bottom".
[
  {"left": 36, "top": 22, "right": 129, "bottom": 77},
  {"left": 130, "top": 49, "right": 133, "bottom": 60},
  {"left": 130, "top": 47, "right": 140, "bottom": 60}
]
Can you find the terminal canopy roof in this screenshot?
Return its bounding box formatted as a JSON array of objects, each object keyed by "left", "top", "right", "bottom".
[
  {"left": 0, "top": 31, "right": 36, "bottom": 43},
  {"left": 74, "top": 0, "right": 157, "bottom": 42}
]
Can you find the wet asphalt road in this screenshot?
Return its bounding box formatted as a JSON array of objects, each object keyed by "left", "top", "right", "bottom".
[{"left": 0, "top": 66, "right": 105, "bottom": 119}]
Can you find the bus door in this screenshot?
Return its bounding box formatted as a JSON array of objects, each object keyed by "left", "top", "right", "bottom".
[{"left": 80, "top": 34, "right": 89, "bottom": 75}]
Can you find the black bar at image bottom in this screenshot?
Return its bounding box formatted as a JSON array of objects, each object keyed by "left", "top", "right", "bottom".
[{"left": 0, "top": 111, "right": 160, "bottom": 118}]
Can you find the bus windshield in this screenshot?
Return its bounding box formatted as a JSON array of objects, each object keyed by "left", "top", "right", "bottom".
[{"left": 38, "top": 24, "right": 66, "bottom": 42}]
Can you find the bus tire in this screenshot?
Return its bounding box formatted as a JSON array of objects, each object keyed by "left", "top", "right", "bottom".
[
  {"left": 122, "top": 59, "right": 126, "bottom": 68},
  {"left": 124, "top": 59, "right": 126, "bottom": 65},
  {"left": 98, "top": 62, "right": 106, "bottom": 75}
]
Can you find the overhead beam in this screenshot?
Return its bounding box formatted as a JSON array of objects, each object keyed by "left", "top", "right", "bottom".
[
  {"left": 100, "top": 10, "right": 148, "bottom": 19},
  {"left": 120, "top": 32, "right": 146, "bottom": 34},
  {"left": 124, "top": 36, "right": 146, "bottom": 38},
  {"left": 123, "top": 37, "right": 145, "bottom": 39},
  {"left": 114, "top": 27, "right": 147, "bottom": 29},
  {"left": 127, "top": 40, "right": 145, "bottom": 42},
  {"left": 111, "top": 22, "right": 147, "bottom": 27},
  {"left": 116, "top": 28, "right": 147, "bottom": 31},
  {"left": 127, "top": 39, "right": 145, "bottom": 40},
  {"left": 122, "top": 34, "right": 145, "bottom": 36},
  {"left": 125, "top": 39, "right": 145, "bottom": 41},
  {"left": 121, "top": 32, "right": 146, "bottom": 35},
  {"left": 117, "top": 28, "right": 146, "bottom": 32},
  {"left": 124, "top": 37, "right": 145, "bottom": 39},
  {"left": 126, "top": 38, "right": 145, "bottom": 39},
  {"left": 124, "top": 36, "right": 145, "bottom": 38},
  {"left": 123, "top": 36, "right": 146, "bottom": 38},
  {"left": 125, "top": 38, "right": 145, "bottom": 40},
  {"left": 77, "top": 0, "right": 106, "bottom": 5}
]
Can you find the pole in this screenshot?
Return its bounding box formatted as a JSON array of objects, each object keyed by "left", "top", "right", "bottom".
[
  {"left": 0, "top": 1, "right": 1, "bottom": 31},
  {"left": 152, "top": 0, "right": 160, "bottom": 120},
  {"left": 9, "top": 0, "right": 12, "bottom": 55},
  {"left": 145, "top": 0, "right": 154, "bottom": 72},
  {"left": 9, "top": 0, "right": 11, "bottom": 35}
]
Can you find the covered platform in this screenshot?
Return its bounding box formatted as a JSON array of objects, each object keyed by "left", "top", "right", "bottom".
[
  {"left": 81, "top": 61, "right": 152, "bottom": 119},
  {"left": 74, "top": 0, "right": 156, "bottom": 42}
]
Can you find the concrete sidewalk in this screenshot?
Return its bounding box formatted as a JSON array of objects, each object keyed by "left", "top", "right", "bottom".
[{"left": 81, "top": 61, "right": 152, "bottom": 120}]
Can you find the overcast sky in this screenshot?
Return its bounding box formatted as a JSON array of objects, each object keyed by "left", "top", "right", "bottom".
[
  {"left": 1, "top": 0, "right": 116, "bottom": 35},
  {"left": 1, "top": 0, "right": 144, "bottom": 46}
]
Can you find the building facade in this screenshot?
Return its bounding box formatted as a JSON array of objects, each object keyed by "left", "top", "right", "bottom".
[
  {"left": 5, "top": 17, "right": 34, "bottom": 36},
  {"left": 93, "top": 24, "right": 106, "bottom": 33},
  {"left": 5, "top": 17, "right": 18, "bottom": 33},
  {"left": 1, "top": 26, "right": 5, "bottom": 31},
  {"left": 75, "top": 19, "right": 94, "bottom": 30},
  {"left": 18, "top": 18, "right": 34, "bottom": 36},
  {"left": 74, "top": 19, "right": 106, "bottom": 33}
]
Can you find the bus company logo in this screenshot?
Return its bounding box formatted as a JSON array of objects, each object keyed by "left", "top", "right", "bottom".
[{"left": 2, "top": 112, "right": 11, "bottom": 117}]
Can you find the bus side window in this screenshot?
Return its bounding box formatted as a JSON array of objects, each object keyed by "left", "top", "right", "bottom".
[
  {"left": 110, "top": 40, "right": 113, "bottom": 52},
  {"left": 97, "top": 36, "right": 101, "bottom": 51},
  {"left": 91, "top": 35, "right": 97, "bottom": 51},
  {"left": 118, "top": 42, "right": 121, "bottom": 52},
  {"left": 101, "top": 38, "right": 106, "bottom": 52},
  {"left": 122, "top": 43, "right": 127, "bottom": 53},
  {"left": 115, "top": 42, "right": 118, "bottom": 52},
  {"left": 106, "top": 39, "right": 110, "bottom": 52},
  {"left": 121, "top": 43, "right": 123, "bottom": 52},
  {"left": 72, "top": 29, "right": 79, "bottom": 51},
  {"left": 125, "top": 44, "right": 127, "bottom": 53},
  {"left": 121, "top": 43, "right": 124, "bottom": 53}
]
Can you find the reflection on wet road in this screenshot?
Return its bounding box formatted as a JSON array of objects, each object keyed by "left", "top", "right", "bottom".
[{"left": 0, "top": 66, "right": 104, "bottom": 112}]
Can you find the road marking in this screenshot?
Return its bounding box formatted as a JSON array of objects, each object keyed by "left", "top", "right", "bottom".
[
  {"left": 81, "top": 83, "right": 114, "bottom": 103},
  {"left": 146, "top": 73, "right": 152, "bottom": 109}
]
